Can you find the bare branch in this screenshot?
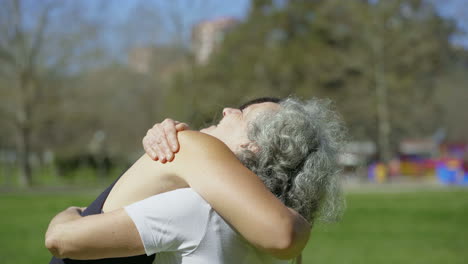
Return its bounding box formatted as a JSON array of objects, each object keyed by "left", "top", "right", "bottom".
[{"left": 28, "top": 2, "right": 56, "bottom": 70}]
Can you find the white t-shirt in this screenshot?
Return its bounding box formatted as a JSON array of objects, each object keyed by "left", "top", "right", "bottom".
[{"left": 125, "top": 188, "right": 288, "bottom": 264}]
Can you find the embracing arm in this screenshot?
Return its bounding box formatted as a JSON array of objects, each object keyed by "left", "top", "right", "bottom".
[
  {"left": 45, "top": 131, "right": 310, "bottom": 260},
  {"left": 45, "top": 207, "right": 143, "bottom": 259},
  {"left": 143, "top": 119, "right": 310, "bottom": 258},
  {"left": 171, "top": 131, "right": 311, "bottom": 259}
]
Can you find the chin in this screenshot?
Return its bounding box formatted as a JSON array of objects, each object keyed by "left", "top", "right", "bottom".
[{"left": 200, "top": 125, "right": 216, "bottom": 134}]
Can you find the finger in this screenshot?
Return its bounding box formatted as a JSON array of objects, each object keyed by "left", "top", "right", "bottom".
[
  {"left": 154, "top": 146, "right": 166, "bottom": 163},
  {"left": 149, "top": 127, "right": 169, "bottom": 163},
  {"left": 150, "top": 148, "right": 159, "bottom": 161},
  {"left": 149, "top": 127, "right": 163, "bottom": 147},
  {"left": 151, "top": 138, "right": 165, "bottom": 163},
  {"left": 163, "top": 123, "right": 179, "bottom": 152},
  {"left": 143, "top": 136, "right": 158, "bottom": 160},
  {"left": 147, "top": 136, "right": 159, "bottom": 160},
  {"left": 160, "top": 138, "right": 174, "bottom": 161},
  {"left": 175, "top": 122, "right": 189, "bottom": 131}
]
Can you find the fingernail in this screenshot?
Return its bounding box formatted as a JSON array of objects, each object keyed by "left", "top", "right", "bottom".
[{"left": 172, "top": 145, "right": 177, "bottom": 151}]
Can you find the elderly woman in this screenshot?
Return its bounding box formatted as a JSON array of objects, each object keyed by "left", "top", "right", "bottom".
[{"left": 45, "top": 97, "right": 346, "bottom": 264}]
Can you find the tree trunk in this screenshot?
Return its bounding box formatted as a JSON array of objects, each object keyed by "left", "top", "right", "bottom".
[
  {"left": 17, "top": 125, "right": 32, "bottom": 187},
  {"left": 372, "top": 8, "right": 392, "bottom": 164}
]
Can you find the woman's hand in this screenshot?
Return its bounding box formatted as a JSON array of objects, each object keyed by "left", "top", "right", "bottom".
[{"left": 142, "top": 118, "right": 189, "bottom": 163}]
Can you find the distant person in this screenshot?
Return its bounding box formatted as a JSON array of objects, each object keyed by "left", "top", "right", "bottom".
[{"left": 46, "top": 97, "right": 346, "bottom": 264}]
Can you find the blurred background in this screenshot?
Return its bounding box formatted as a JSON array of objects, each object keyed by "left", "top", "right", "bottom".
[{"left": 0, "top": 0, "right": 467, "bottom": 263}]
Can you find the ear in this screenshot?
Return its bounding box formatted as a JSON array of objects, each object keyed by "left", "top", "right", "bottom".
[{"left": 240, "top": 142, "right": 260, "bottom": 153}]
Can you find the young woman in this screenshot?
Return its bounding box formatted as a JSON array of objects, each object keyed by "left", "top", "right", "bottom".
[{"left": 46, "top": 97, "right": 345, "bottom": 263}]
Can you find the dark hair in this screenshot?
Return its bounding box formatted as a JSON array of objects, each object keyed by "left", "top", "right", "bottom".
[{"left": 238, "top": 97, "right": 282, "bottom": 111}]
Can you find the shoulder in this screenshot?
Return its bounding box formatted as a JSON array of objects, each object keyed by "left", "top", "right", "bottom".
[
  {"left": 156, "top": 131, "right": 244, "bottom": 184},
  {"left": 177, "top": 131, "right": 236, "bottom": 160},
  {"left": 178, "top": 130, "right": 227, "bottom": 148}
]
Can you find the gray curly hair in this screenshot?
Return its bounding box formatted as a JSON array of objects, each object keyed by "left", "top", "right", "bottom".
[{"left": 237, "top": 97, "right": 346, "bottom": 224}]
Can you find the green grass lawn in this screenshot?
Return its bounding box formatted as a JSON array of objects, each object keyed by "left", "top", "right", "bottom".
[{"left": 1, "top": 188, "right": 467, "bottom": 264}]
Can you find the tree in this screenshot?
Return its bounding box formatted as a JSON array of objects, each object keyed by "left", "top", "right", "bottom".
[
  {"left": 171, "top": 0, "right": 457, "bottom": 161},
  {"left": 46, "top": 0, "right": 225, "bottom": 166},
  {"left": 0, "top": 0, "right": 107, "bottom": 186}
]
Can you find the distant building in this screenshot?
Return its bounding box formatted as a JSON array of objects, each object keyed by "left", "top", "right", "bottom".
[
  {"left": 128, "top": 47, "right": 153, "bottom": 74},
  {"left": 127, "top": 46, "right": 188, "bottom": 77},
  {"left": 191, "top": 17, "right": 239, "bottom": 64},
  {"left": 399, "top": 139, "right": 438, "bottom": 157},
  {"left": 339, "top": 141, "right": 376, "bottom": 166}
]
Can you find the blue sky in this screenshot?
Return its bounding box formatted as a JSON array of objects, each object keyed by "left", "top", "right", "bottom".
[
  {"left": 105, "top": 0, "right": 468, "bottom": 47},
  {"left": 87, "top": 0, "right": 251, "bottom": 55},
  {"left": 432, "top": 0, "right": 468, "bottom": 47},
  {"left": 89, "top": 0, "right": 466, "bottom": 50},
  {"left": 102, "top": 0, "right": 250, "bottom": 25}
]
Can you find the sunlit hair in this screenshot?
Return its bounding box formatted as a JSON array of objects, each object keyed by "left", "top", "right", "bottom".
[{"left": 237, "top": 97, "right": 346, "bottom": 224}]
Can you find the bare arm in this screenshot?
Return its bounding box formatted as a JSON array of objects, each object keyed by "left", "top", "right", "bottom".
[
  {"left": 45, "top": 208, "right": 144, "bottom": 259},
  {"left": 169, "top": 131, "right": 310, "bottom": 259},
  {"left": 101, "top": 153, "right": 188, "bottom": 212},
  {"left": 46, "top": 130, "right": 310, "bottom": 260},
  {"left": 100, "top": 120, "right": 189, "bottom": 212},
  {"left": 143, "top": 119, "right": 311, "bottom": 258}
]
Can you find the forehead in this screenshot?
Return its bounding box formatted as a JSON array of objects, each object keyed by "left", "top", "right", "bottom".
[{"left": 242, "top": 102, "right": 280, "bottom": 116}]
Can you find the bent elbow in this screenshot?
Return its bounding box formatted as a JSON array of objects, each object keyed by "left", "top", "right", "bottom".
[
  {"left": 45, "top": 234, "right": 63, "bottom": 258},
  {"left": 271, "top": 224, "right": 296, "bottom": 259},
  {"left": 270, "top": 216, "right": 311, "bottom": 260},
  {"left": 45, "top": 226, "right": 69, "bottom": 258}
]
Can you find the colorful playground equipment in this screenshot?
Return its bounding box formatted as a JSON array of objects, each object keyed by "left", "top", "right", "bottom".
[
  {"left": 437, "top": 143, "right": 468, "bottom": 185},
  {"left": 436, "top": 158, "right": 468, "bottom": 185},
  {"left": 368, "top": 141, "right": 468, "bottom": 185},
  {"left": 368, "top": 162, "right": 387, "bottom": 183}
]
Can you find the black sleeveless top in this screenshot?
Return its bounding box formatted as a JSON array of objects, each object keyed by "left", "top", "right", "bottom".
[{"left": 49, "top": 173, "right": 156, "bottom": 264}]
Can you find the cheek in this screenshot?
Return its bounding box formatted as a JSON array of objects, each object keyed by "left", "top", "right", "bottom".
[
  {"left": 220, "top": 118, "right": 240, "bottom": 131},
  {"left": 233, "top": 126, "right": 249, "bottom": 142},
  {"left": 220, "top": 117, "right": 248, "bottom": 139}
]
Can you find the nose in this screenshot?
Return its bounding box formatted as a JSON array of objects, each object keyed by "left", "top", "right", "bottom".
[{"left": 223, "top": 107, "right": 241, "bottom": 116}]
